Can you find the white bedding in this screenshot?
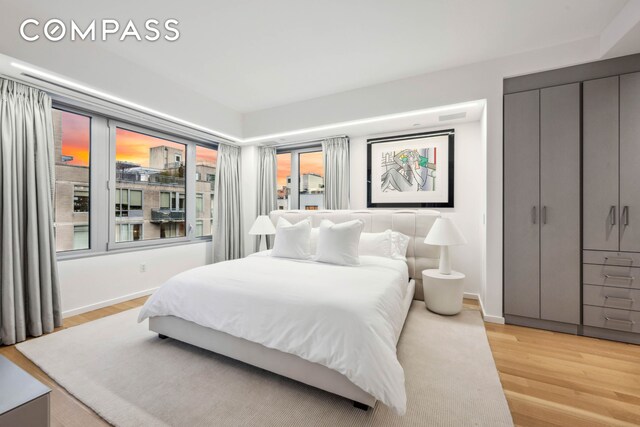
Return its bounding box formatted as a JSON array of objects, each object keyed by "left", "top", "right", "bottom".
[{"left": 138, "top": 252, "right": 410, "bottom": 414}]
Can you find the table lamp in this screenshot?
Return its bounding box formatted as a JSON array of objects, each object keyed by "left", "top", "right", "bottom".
[
  {"left": 424, "top": 217, "right": 467, "bottom": 275},
  {"left": 249, "top": 215, "right": 276, "bottom": 251}
]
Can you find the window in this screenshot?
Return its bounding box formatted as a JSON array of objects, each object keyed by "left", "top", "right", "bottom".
[
  {"left": 116, "top": 224, "right": 142, "bottom": 242},
  {"left": 196, "top": 193, "right": 204, "bottom": 215},
  {"left": 52, "top": 102, "right": 218, "bottom": 257},
  {"left": 276, "top": 148, "right": 324, "bottom": 210},
  {"left": 52, "top": 109, "right": 91, "bottom": 252},
  {"left": 196, "top": 146, "right": 217, "bottom": 237},
  {"left": 115, "top": 189, "right": 143, "bottom": 218},
  {"left": 73, "top": 225, "right": 89, "bottom": 250},
  {"left": 298, "top": 151, "right": 324, "bottom": 210},
  {"left": 115, "top": 128, "right": 186, "bottom": 242},
  {"left": 73, "top": 185, "right": 89, "bottom": 213},
  {"left": 276, "top": 153, "right": 291, "bottom": 210}
]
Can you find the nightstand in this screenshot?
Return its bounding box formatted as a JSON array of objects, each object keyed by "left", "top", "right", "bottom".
[{"left": 422, "top": 269, "right": 466, "bottom": 315}]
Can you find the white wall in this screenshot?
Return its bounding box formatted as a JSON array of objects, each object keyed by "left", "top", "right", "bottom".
[
  {"left": 58, "top": 242, "right": 211, "bottom": 317},
  {"left": 349, "top": 122, "right": 485, "bottom": 296},
  {"left": 242, "top": 36, "right": 604, "bottom": 321}
]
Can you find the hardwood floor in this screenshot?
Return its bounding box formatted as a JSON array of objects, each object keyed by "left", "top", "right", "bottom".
[{"left": 2, "top": 297, "right": 640, "bottom": 426}]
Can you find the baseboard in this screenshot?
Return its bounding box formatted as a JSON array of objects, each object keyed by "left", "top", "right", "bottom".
[
  {"left": 62, "top": 287, "right": 158, "bottom": 318},
  {"left": 464, "top": 292, "right": 505, "bottom": 324}
]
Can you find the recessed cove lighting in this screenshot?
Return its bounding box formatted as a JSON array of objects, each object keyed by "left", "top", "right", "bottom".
[{"left": 10, "top": 62, "right": 243, "bottom": 143}]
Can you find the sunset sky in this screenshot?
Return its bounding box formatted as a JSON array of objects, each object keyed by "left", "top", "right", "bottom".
[
  {"left": 59, "top": 111, "right": 90, "bottom": 166},
  {"left": 58, "top": 110, "right": 217, "bottom": 168},
  {"left": 277, "top": 151, "right": 323, "bottom": 188}
]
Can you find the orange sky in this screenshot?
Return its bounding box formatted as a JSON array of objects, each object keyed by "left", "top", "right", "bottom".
[
  {"left": 277, "top": 151, "right": 323, "bottom": 188},
  {"left": 60, "top": 111, "right": 90, "bottom": 166}
]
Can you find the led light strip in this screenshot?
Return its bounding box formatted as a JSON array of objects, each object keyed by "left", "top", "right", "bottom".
[{"left": 11, "top": 62, "right": 483, "bottom": 145}]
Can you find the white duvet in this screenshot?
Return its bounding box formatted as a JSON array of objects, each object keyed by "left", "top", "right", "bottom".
[{"left": 138, "top": 252, "right": 410, "bottom": 414}]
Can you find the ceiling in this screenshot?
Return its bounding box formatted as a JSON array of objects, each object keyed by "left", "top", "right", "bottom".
[{"left": 0, "top": 0, "right": 629, "bottom": 114}]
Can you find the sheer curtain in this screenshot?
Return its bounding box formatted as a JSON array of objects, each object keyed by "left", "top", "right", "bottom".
[
  {"left": 255, "top": 146, "right": 277, "bottom": 251},
  {"left": 213, "top": 143, "right": 243, "bottom": 262},
  {"left": 0, "top": 78, "right": 61, "bottom": 345},
  {"left": 322, "top": 136, "right": 350, "bottom": 209}
]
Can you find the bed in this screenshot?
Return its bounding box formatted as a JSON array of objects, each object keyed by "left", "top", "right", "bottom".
[{"left": 138, "top": 210, "right": 440, "bottom": 414}]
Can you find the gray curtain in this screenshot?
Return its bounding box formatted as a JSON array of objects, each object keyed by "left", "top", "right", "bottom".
[
  {"left": 255, "top": 146, "right": 277, "bottom": 251},
  {"left": 213, "top": 143, "right": 243, "bottom": 262},
  {"left": 322, "top": 136, "right": 350, "bottom": 209},
  {"left": 0, "top": 78, "right": 61, "bottom": 345}
]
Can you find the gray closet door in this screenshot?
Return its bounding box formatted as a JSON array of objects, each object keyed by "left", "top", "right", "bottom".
[
  {"left": 620, "top": 72, "right": 640, "bottom": 253},
  {"left": 540, "top": 84, "right": 581, "bottom": 324},
  {"left": 504, "top": 90, "right": 540, "bottom": 319},
  {"left": 583, "top": 76, "right": 619, "bottom": 251}
]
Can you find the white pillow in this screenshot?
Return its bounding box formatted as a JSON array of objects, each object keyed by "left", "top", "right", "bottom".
[
  {"left": 271, "top": 217, "right": 311, "bottom": 260},
  {"left": 315, "top": 219, "right": 364, "bottom": 266},
  {"left": 359, "top": 230, "right": 393, "bottom": 258},
  {"left": 390, "top": 231, "right": 411, "bottom": 261}
]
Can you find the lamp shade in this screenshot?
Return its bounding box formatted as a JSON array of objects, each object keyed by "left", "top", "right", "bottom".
[
  {"left": 249, "top": 215, "right": 276, "bottom": 235},
  {"left": 424, "top": 217, "right": 467, "bottom": 246}
]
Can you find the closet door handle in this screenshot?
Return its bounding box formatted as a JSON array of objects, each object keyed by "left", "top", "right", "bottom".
[
  {"left": 623, "top": 206, "right": 630, "bottom": 226},
  {"left": 610, "top": 206, "right": 617, "bottom": 226},
  {"left": 605, "top": 295, "right": 634, "bottom": 304},
  {"left": 542, "top": 206, "right": 547, "bottom": 225},
  {"left": 604, "top": 316, "right": 635, "bottom": 326},
  {"left": 531, "top": 206, "right": 537, "bottom": 224}
]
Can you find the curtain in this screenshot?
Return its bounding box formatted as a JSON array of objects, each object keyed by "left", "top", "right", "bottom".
[
  {"left": 255, "top": 146, "right": 277, "bottom": 251},
  {"left": 213, "top": 143, "right": 243, "bottom": 262},
  {"left": 322, "top": 136, "right": 350, "bottom": 209},
  {"left": 0, "top": 78, "right": 61, "bottom": 345}
]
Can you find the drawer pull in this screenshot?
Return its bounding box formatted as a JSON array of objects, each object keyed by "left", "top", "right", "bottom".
[
  {"left": 604, "top": 316, "right": 635, "bottom": 325},
  {"left": 604, "top": 256, "right": 633, "bottom": 264},
  {"left": 605, "top": 295, "right": 634, "bottom": 303},
  {"left": 604, "top": 274, "right": 634, "bottom": 281}
]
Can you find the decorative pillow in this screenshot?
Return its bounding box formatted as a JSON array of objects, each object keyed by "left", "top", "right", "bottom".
[
  {"left": 390, "top": 231, "right": 411, "bottom": 261},
  {"left": 359, "top": 230, "right": 393, "bottom": 258},
  {"left": 315, "top": 219, "right": 364, "bottom": 266},
  {"left": 271, "top": 217, "right": 311, "bottom": 260}
]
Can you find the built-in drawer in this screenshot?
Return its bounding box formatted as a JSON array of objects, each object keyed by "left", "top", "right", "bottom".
[
  {"left": 583, "top": 284, "right": 640, "bottom": 311},
  {"left": 583, "top": 305, "right": 640, "bottom": 333},
  {"left": 583, "top": 250, "right": 640, "bottom": 267},
  {"left": 583, "top": 264, "right": 640, "bottom": 289}
]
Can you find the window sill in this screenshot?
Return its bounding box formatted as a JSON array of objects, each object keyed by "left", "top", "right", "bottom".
[{"left": 56, "top": 237, "right": 212, "bottom": 262}]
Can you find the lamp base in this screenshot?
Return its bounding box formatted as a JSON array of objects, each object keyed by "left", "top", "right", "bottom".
[{"left": 438, "top": 246, "right": 451, "bottom": 275}]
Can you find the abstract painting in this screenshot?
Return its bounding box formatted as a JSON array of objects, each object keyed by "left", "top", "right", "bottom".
[{"left": 367, "top": 130, "right": 454, "bottom": 208}]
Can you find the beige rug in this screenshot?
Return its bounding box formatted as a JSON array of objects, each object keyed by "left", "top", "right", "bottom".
[{"left": 17, "top": 302, "right": 512, "bottom": 426}]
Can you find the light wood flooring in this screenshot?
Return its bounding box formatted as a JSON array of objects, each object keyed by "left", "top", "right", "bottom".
[{"left": 1, "top": 297, "right": 639, "bottom": 426}]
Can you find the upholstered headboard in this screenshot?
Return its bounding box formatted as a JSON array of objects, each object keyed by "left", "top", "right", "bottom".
[{"left": 269, "top": 209, "right": 441, "bottom": 300}]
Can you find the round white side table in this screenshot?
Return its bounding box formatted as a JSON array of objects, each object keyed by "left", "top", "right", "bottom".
[{"left": 422, "top": 269, "right": 465, "bottom": 315}]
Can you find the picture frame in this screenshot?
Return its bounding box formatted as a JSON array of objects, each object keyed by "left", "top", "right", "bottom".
[{"left": 367, "top": 129, "right": 454, "bottom": 208}]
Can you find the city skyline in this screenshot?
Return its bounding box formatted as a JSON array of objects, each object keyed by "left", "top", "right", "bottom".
[{"left": 276, "top": 151, "right": 323, "bottom": 188}]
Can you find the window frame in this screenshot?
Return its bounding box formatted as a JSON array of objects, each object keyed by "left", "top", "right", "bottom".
[
  {"left": 276, "top": 145, "right": 323, "bottom": 210},
  {"left": 53, "top": 100, "right": 219, "bottom": 260}
]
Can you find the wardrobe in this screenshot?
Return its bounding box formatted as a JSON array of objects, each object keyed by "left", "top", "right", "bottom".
[{"left": 503, "top": 53, "right": 640, "bottom": 343}]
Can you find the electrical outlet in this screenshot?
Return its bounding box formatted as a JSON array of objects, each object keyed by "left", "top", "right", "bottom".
[{"left": 140, "top": 263, "right": 146, "bottom": 273}]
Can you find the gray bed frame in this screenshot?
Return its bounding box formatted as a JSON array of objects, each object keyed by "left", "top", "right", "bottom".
[{"left": 148, "top": 209, "right": 440, "bottom": 409}]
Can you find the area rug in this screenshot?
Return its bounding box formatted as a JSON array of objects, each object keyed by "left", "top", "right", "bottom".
[{"left": 17, "top": 301, "right": 512, "bottom": 426}]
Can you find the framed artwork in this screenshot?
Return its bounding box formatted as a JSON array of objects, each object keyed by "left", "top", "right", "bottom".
[{"left": 367, "top": 129, "right": 454, "bottom": 208}]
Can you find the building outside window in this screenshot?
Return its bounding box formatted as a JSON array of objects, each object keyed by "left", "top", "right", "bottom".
[
  {"left": 116, "top": 223, "right": 142, "bottom": 242},
  {"left": 52, "top": 109, "right": 91, "bottom": 252},
  {"left": 195, "top": 146, "right": 217, "bottom": 237},
  {"left": 73, "top": 185, "right": 89, "bottom": 213},
  {"left": 115, "top": 128, "right": 187, "bottom": 241}
]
